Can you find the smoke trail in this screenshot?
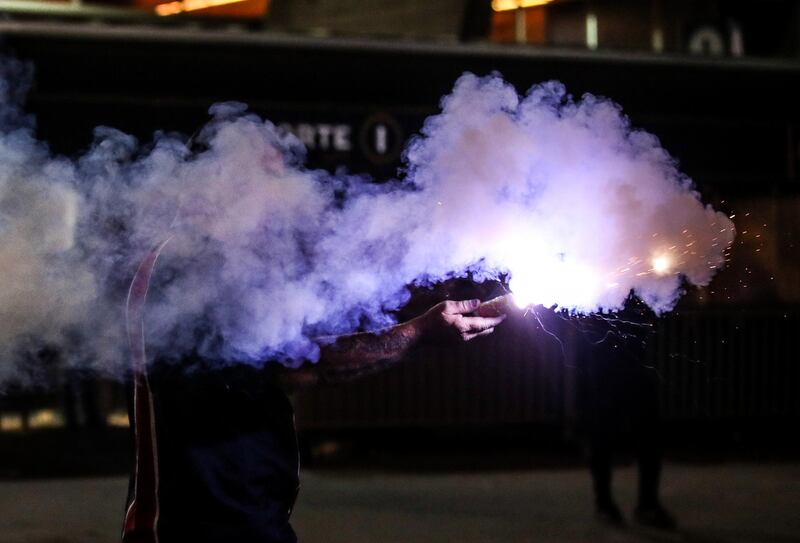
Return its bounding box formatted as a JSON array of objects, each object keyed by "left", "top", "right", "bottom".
[
  {"left": 0, "top": 67, "right": 734, "bottom": 384},
  {"left": 0, "top": 60, "right": 96, "bottom": 384}
]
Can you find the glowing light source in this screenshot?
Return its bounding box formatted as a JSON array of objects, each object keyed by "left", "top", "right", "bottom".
[
  {"left": 106, "top": 411, "right": 130, "bottom": 428},
  {"left": 651, "top": 254, "right": 672, "bottom": 275},
  {"left": 504, "top": 247, "right": 604, "bottom": 312},
  {"left": 586, "top": 12, "right": 598, "bottom": 49},
  {"left": 0, "top": 413, "right": 23, "bottom": 432},
  {"left": 492, "top": 0, "right": 553, "bottom": 12},
  {"left": 155, "top": 0, "right": 248, "bottom": 16},
  {"left": 28, "top": 409, "right": 65, "bottom": 430}
]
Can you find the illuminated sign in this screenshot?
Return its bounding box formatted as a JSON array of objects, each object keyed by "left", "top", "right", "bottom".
[
  {"left": 278, "top": 122, "right": 352, "bottom": 152},
  {"left": 276, "top": 112, "right": 406, "bottom": 168}
]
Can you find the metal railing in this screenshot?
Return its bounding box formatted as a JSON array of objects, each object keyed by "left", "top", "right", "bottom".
[{"left": 294, "top": 307, "right": 800, "bottom": 431}]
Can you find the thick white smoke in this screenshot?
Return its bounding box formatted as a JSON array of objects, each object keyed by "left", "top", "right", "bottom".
[
  {"left": 404, "top": 75, "right": 735, "bottom": 312},
  {"left": 0, "top": 68, "right": 734, "bottom": 383},
  {"left": 0, "top": 63, "right": 97, "bottom": 384}
]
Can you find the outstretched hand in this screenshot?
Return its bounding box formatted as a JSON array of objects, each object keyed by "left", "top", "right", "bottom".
[
  {"left": 421, "top": 299, "right": 507, "bottom": 342},
  {"left": 280, "top": 298, "right": 508, "bottom": 389}
]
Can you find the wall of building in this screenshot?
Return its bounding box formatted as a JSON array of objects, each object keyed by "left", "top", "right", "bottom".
[{"left": 269, "top": 0, "right": 467, "bottom": 39}]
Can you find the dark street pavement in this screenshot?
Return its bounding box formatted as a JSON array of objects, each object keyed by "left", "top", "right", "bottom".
[{"left": 1, "top": 462, "right": 798, "bottom": 543}]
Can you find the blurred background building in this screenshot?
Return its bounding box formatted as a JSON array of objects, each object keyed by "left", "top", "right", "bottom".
[
  {"left": 0, "top": 0, "right": 799, "bottom": 476},
  {"left": 2, "top": 0, "right": 799, "bottom": 55}
]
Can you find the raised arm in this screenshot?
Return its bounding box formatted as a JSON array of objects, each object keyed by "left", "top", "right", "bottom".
[{"left": 278, "top": 299, "right": 506, "bottom": 389}]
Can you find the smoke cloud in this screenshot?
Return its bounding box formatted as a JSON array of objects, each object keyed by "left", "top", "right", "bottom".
[{"left": 0, "top": 66, "right": 734, "bottom": 384}]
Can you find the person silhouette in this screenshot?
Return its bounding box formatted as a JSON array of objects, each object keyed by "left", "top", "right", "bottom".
[{"left": 577, "top": 295, "right": 677, "bottom": 530}]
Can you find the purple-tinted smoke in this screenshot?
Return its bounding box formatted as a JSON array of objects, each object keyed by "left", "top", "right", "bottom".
[{"left": 0, "top": 66, "right": 734, "bottom": 385}]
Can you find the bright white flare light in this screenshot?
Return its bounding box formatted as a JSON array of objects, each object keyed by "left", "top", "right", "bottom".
[
  {"left": 651, "top": 254, "right": 672, "bottom": 276},
  {"left": 506, "top": 255, "right": 604, "bottom": 312}
]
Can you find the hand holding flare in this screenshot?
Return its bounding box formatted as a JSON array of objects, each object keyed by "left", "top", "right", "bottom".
[
  {"left": 421, "top": 298, "right": 508, "bottom": 342},
  {"left": 475, "top": 294, "right": 517, "bottom": 318}
]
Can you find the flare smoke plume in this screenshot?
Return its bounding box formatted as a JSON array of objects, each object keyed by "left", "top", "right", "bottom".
[{"left": 0, "top": 63, "right": 734, "bottom": 384}]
